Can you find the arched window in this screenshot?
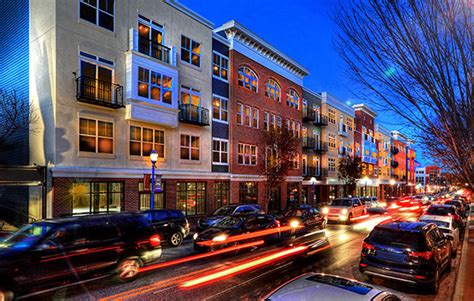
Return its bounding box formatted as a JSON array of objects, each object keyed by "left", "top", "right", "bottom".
[
  {"left": 286, "top": 89, "right": 300, "bottom": 109},
  {"left": 264, "top": 79, "right": 281, "bottom": 101},
  {"left": 238, "top": 66, "right": 258, "bottom": 92}
]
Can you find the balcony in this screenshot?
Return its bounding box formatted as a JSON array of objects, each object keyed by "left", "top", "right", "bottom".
[
  {"left": 314, "top": 114, "right": 328, "bottom": 126},
  {"left": 314, "top": 141, "right": 329, "bottom": 152},
  {"left": 306, "top": 167, "right": 329, "bottom": 179},
  {"left": 179, "top": 104, "right": 210, "bottom": 126},
  {"left": 391, "top": 160, "right": 399, "bottom": 168},
  {"left": 391, "top": 146, "right": 399, "bottom": 155},
  {"left": 302, "top": 137, "right": 316, "bottom": 149},
  {"left": 129, "top": 28, "right": 176, "bottom": 66},
  {"left": 338, "top": 147, "right": 347, "bottom": 157},
  {"left": 302, "top": 108, "right": 315, "bottom": 122},
  {"left": 338, "top": 124, "right": 349, "bottom": 137},
  {"left": 76, "top": 76, "right": 124, "bottom": 109}
]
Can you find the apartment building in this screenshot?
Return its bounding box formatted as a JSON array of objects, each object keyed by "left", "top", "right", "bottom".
[
  {"left": 320, "top": 92, "right": 355, "bottom": 201},
  {"left": 375, "top": 124, "right": 392, "bottom": 200},
  {"left": 416, "top": 167, "right": 426, "bottom": 187},
  {"left": 214, "top": 20, "right": 309, "bottom": 212},
  {"left": 407, "top": 144, "right": 417, "bottom": 194},
  {"left": 390, "top": 131, "right": 408, "bottom": 195},
  {"left": 26, "top": 0, "right": 220, "bottom": 219}
]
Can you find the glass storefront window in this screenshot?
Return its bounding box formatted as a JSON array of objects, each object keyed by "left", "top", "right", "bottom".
[
  {"left": 72, "top": 181, "right": 123, "bottom": 214},
  {"left": 214, "top": 182, "right": 229, "bottom": 209},
  {"left": 138, "top": 182, "right": 165, "bottom": 210},
  {"left": 176, "top": 182, "right": 206, "bottom": 216},
  {"left": 287, "top": 183, "right": 300, "bottom": 204},
  {"left": 239, "top": 182, "right": 258, "bottom": 203}
]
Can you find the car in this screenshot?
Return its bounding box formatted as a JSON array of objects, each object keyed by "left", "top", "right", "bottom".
[
  {"left": 263, "top": 272, "right": 401, "bottom": 301},
  {"left": 426, "top": 204, "right": 464, "bottom": 230},
  {"left": 420, "top": 215, "right": 459, "bottom": 257},
  {"left": 384, "top": 196, "right": 423, "bottom": 215},
  {"left": 196, "top": 204, "right": 264, "bottom": 232},
  {"left": 0, "top": 212, "right": 162, "bottom": 299},
  {"left": 278, "top": 205, "right": 326, "bottom": 237},
  {"left": 360, "top": 196, "right": 378, "bottom": 209},
  {"left": 322, "top": 197, "right": 367, "bottom": 224},
  {"left": 359, "top": 220, "right": 453, "bottom": 293},
  {"left": 193, "top": 214, "right": 280, "bottom": 253},
  {"left": 141, "top": 209, "right": 190, "bottom": 247},
  {"left": 444, "top": 200, "right": 468, "bottom": 218}
]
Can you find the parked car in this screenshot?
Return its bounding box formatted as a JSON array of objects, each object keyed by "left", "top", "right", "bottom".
[
  {"left": 360, "top": 196, "right": 378, "bottom": 209},
  {"left": 444, "top": 200, "right": 468, "bottom": 218},
  {"left": 322, "top": 198, "right": 367, "bottom": 224},
  {"left": 141, "top": 209, "right": 190, "bottom": 247},
  {"left": 196, "top": 204, "right": 264, "bottom": 232},
  {"left": 278, "top": 205, "right": 326, "bottom": 237},
  {"left": 420, "top": 215, "right": 459, "bottom": 257},
  {"left": 426, "top": 204, "right": 464, "bottom": 230},
  {"left": 359, "top": 220, "right": 452, "bottom": 293},
  {"left": 0, "top": 212, "right": 162, "bottom": 299},
  {"left": 263, "top": 272, "right": 401, "bottom": 301},
  {"left": 193, "top": 214, "right": 280, "bottom": 253}
]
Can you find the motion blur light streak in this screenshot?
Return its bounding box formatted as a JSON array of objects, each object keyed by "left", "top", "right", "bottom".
[
  {"left": 179, "top": 246, "right": 308, "bottom": 288},
  {"left": 352, "top": 216, "right": 392, "bottom": 231},
  {"left": 139, "top": 240, "right": 265, "bottom": 273},
  {"left": 349, "top": 214, "right": 370, "bottom": 222}
]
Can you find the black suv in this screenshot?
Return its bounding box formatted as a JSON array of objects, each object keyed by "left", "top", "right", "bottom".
[
  {"left": 141, "top": 209, "right": 190, "bottom": 247},
  {"left": 196, "top": 204, "right": 264, "bottom": 232},
  {"left": 279, "top": 205, "right": 326, "bottom": 233},
  {"left": 359, "top": 220, "right": 452, "bottom": 293},
  {"left": 0, "top": 212, "right": 162, "bottom": 299}
]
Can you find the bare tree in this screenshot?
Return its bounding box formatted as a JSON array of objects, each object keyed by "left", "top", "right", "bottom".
[
  {"left": 334, "top": 0, "right": 473, "bottom": 189},
  {"left": 0, "top": 89, "right": 37, "bottom": 148},
  {"left": 338, "top": 155, "right": 362, "bottom": 197},
  {"left": 260, "top": 122, "right": 300, "bottom": 212}
]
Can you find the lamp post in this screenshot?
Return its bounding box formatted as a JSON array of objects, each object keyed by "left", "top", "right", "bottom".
[
  {"left": 310, "top": 177, "right": 317, "bottom": 207},
  {"left": 149, "top": 150, "right": 158, "bottom": 210},
  {"left": 389, "top": 179, "right": 396, "bottom": 196}
]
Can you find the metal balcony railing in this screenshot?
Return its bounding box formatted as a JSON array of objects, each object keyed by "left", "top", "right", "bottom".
[
  {"left": 76, "top": 76, "right": 124, "bottom": 109},
  {"left": 303, "top": 108, "right": 315, "bottom": 121},
  {"left": 314, "top": 114, "right": 328, "bottom": 126},
  {"left": 314, "top": 141, "right": 329, "bottom": 152},
  {"left": 179, "top": 104, "right": 210, "bottom": 126},
  {"left": 302, "top": 137, "right": 316, "bottom": 149},
  {"left": 338, "top": 124, "right": 349, "bottom": 137},
  {"left": 138, "top": 36, "right": 172, "bottom": 64}
]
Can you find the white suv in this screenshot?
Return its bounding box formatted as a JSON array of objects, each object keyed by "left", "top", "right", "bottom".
[{"left": 323, "top": 197, "right": 367, "bottom": 224}]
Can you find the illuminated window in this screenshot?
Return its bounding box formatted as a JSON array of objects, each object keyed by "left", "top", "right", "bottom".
[
  {"left": 72, "top": 181, "right": 122, "bottom": 214},
  {"left": 181, "top": 35, "right": 201, "bottom": 67},
  {"left": 265, "top": 79, "right": 281, "bottom": 101},
  {"left": 176, "top": 182, "right": 206, "bottom": 216},
  {"left": 180, "top": 134, "right": 200, "bottom": 160},
  {"left": 212, "top": 52, "right": 229, "bottom": 81},
  {"left": 80, "top": 0, "right": 114, "bottom": 31},
  {"left": 252, "top": 108, "right": 259, "bottom": 128},
  {"left": 180, "top": 86, "right": 201, "bottom": 106},
  {"left": 238, "top": 66, "right": 258, "bottom": 92},
  {"left": 237, "top": 103, "right": 243, "bottom": 125},
  {"left": 139, "top": 182, "right": 165, "bottom": 210},
  {"left": 137, "top": 15, "right": 167, "bottom": 62},
  {"left": 286, "top": 89, "right": 300, "bottom": 109},
  {"left": 328, "top": 134, "right": 336, "bottom": 149},
  {"left": 129, "top": 126, "right": 164, "bottom": 158},
  {"left": 214, "top": 182, "right": 230, "bottom": 208},
  {"left": 244, "top": 106, "right": 251, "bottom": 127},
  {"left": 239, "top": 182, "right": 258, "bottom": 203},
  {"left": 212, "top": 95, "right": 228, "bottom": 122},
  {"left": 212, "top": 138, "right": 228, "bottom": 165},
  {"left": 238, "top": 143, "right": 257, "bottom": 166},
  {"left": 137, "top": 66, "right": 172, "bottom": 104},
  {"left": 328, "top": 158, "right": 336, "bottom": 172},
  {"left": 302, "top": 155, "right": 308, "bottom": 175},
  {"left": 263, "top": 112, "right": 269, "bottom": 131},
  {"left": 79, "top": 117, "right": 113, "bottom": 154},
  {"left": 328, "top": 109, "right": 336, "bottom": 124}
]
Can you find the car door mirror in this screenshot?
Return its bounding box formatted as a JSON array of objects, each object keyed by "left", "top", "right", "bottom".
[{"left": 446, "top": 235, "right": 453, "bottom": 241}]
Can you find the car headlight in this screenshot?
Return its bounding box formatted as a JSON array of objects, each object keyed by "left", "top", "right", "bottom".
[
  {"left": 341, "top": 209, "right": 348, "bottom": 215},
  {"left": 379, "top": 202, "right": 387, "bottom": 207},
  {"left": 193, "top": 233, "right": 198, "bottom": 240},
  {"left": 322, "top": 207, "right": 329, "bottom": 215},
  {"left": 212, "top": 234, "right": 228, "bottom": 242},
  {"left": 290, "top": 220, "right": 300, "bottom": 228}
]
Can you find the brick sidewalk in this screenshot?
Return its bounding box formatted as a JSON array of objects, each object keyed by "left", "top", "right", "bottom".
[{"left": 453, "top": 204, "right": 474, "bottom": 301}]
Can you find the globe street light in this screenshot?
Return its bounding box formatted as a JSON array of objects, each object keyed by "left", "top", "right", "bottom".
[
  {"left": 363, "top": 176, "right": 369, "bottom": 197},
  {"left": 149, "top": 150, "right": 159, "bottom": 210},
  {"left": 310, "top": 177, "right": 317, "bottom": 207},
  {"left": 389, "top": 179, "right": 396, "bottom": 196}
]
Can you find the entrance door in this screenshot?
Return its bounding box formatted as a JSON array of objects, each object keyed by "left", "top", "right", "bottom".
[{"left": 268, "top": 188, "right": 281, "bottom": 213}]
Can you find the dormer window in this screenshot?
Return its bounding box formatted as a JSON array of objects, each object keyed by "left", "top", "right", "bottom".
[{"left": 238, "top": 66, "right": 258, "bottom": 92}]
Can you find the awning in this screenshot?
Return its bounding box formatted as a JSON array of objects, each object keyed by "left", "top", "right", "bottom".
[{"left": 0, "top": 165, "right": 46, "bottom": 186}]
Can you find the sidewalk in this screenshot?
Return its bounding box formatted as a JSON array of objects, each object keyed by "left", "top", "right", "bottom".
[{"left": 453, "top": 203, "right": 474, "bottom": 301}]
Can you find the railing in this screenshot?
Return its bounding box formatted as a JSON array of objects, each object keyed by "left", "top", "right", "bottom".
[
  {"left": 302, "top": 137, "right": 316, "bottom": 149},
  {"left": 339, "top": 147, "right": 347, "bottom": 156},
  {"left": 314, "top": 141, "right": 329, "bottom": 152},
  {"left": 303, "top": 108, "right": 315, "bottom": 121},
  {"left": 338, "top": 124, "right": 349, "bottom": 136},
  {"left": 138, "top": 36, "right": 171, "bottom": 64},
  {"left": 307, "top": 167, "right": 329, "bottom": 178},
  {"left": 179, "top": 104, "right": 210, "bottom": 126},
  {"left": 76, "top": 76, "right": 124, "bottom": 109},
  {"left": 314, "top": 114, "right": 328, "bottom": 126}
]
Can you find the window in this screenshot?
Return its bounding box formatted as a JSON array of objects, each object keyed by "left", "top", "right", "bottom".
[
  {"left": 212, "top": 52, "right": 229, "bottom": 80},
  {"left": 244, "top": 106, "right": 251, "bottom": 127},
  {"left": 212, "top": 95, "right": 228, "bottom": 122},
  {"left": 137, "top": 16, "right": 167, "bottom": 62},
  {"left": 238, "top": 66, "right": 258, "bottom": 92},
  {"left": 214, "top": 182, "right": 230, "bottom": 208},
  {"left": 270, "top": 114, "right": 275, "bottom": 131},
  {"left": 79, "top": 118, "right": 113, "bottom": 154},
  {"left": 252, "top": 108, "right": 259, "bottom": 128},
  {"left": 328, "top": 109, "right": 336, "bottom": 124},
  {"left": 276, "top": 116, "right": 282, "bottom": 132},
  {"left": 302, "top": 155, "right": 308, "bottom": 175},
  {"left": 263, "top": 112, "right": 269, "bottom": 131},
  {"left": 237, "top": 103, "right": 243, "bottom": 125},
  {"left": 80, "top": 0, "right": 114, "bottom": 31},
  {"left": 176, "top": 182, "right": 206, "bottom": 216},
  {"left": 328, "top": 134, "right": 336, "bottom": 149},
  {"left": 239, "top": 182, "right": 258, "bottom": 203},
  {"left": 72, "top": 181, "right": 122, "bottom": 214},
  {"left": 180, "top": 134, "right": 200, "bottom": 160},
  {"left": 286, "top": 89, "right": 300, "bottom": 109},
  {"left": 328, "top": 158, "right": 336, "bottom": 172},
  {"left": 296, "top": 122, "right": 301, "bottom": 138},
  {"left": 212, "top": 138, "right": 228, "bottom": 165},
  {"left": 137, "top": 66, "right": 172, "bottom": 104},
  {"left": 181, "top": 86, "right": 200, "bottom": 106},
  {"left": 130, "top": 126, "right": 164, "bottom": 158},
  {"left": 138, "top": 182, "right": 165, "bottom": 210},
  {"left": 292, "top": 154, "right": 299, "bottom": 169},
  {"left": 181, "top": 35, "right": 201, "bottom": 67},
  {"left": 79, "top": 51, "right": 114, "bottom": 103},
  {"left": 238, "top": 143, "right": 257, "bottom": 165},
  {"left": 347, "top": 118, "right": 353, "bottom": 132},
  {"left": 265, "top": 79, "right": 281, "bottom": 101}
]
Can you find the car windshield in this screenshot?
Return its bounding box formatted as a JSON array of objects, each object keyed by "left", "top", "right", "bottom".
[
  {"left": 369, "top": 228, "right": 426, "bottom": 250},
  {"left": 330, "top": 199, "right": 352, "bottom": 207},
  {"left": 306, "top": 275, "right": 372, "bottom": 295},
  {"left": 421, "top": 220, "right": 450, "bottom": 228},
  {"left": 445, "top": 201, "right": 461, "bottom": 208},
  {"left": 214, "top": 216, "right": 242, "bottom": 229},
  {"left": 213, "top": 206, "right": 236, "bottom": 216},
  {"left": 427, "top": 207, "right": 454, "bottom": 216},
  {"left": 0, "top": 223, "right": 54, "bottom": 249},
  {"left": 284, "top": 209, "right": 304, "bottom": 217}
]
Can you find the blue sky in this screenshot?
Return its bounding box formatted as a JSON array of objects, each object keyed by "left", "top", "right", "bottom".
[{"left": 180, "top": 0, "right": 427, "bottom": 165}]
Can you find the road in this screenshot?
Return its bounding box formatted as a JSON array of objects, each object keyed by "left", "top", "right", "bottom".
[{"left": 34, "top": 213, "right": 460, "bottom": 301}]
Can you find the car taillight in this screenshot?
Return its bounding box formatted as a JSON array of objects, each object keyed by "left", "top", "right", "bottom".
[
  {"left": 149, "top": 234, "right": 161, "bottom": 247},
  {"left": 275, "top": 220, "right": 281, "bottom": 228},
  {"left": 408, "top": 251, "right": 432, "bottom": 260},
  {"left": 362, "top": 241, "right": 375, "bottom": 250}
]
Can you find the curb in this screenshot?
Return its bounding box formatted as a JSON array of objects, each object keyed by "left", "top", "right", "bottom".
[{"left": 452, "top": 204, "right": 472, "bottom": 301}]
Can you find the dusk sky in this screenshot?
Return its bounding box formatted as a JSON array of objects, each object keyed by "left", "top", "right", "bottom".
[{"left": 181, "top": 0, "right": 427, "bottom": 165}]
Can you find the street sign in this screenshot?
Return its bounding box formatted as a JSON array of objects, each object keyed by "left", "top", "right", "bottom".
[{"left": 143, "top": 174, "right": 163, "bottom": 192}]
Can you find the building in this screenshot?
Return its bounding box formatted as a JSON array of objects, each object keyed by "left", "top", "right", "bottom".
[
  {"left": 319, "top": 92, "right": 355, "bottom": 201},
  {"left": 406, "top": 142, "right": 417, "bottom": 194},
  {"left": 353, "top": 104, "right": 378, "bottom": 197},
  {"left": 375, "top": 124, "right": 392, "bottom": 199},
  {"left": 415, "top": 167, "right": 426, "bottom": 187},
  {"left": 390, "top": 131, "right": 409, "bottom": 195},
  {"left": 214, "top": 20, "right": 309, "bottom": 212}
]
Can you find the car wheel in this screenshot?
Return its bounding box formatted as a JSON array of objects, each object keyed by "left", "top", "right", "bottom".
[
  {"left": 0, "top": 289, "right": 14, "bottom": 301},
  {"left": 116, "top": 258, "right": 141, "bottom": 282},
  {"left": 427, "top": 269, "right": 439, "bottom": 294},
  {"left": 345, "top": 214, "right": 353, "bottom": 225},
  {"left": 169, "top": 231, "right": 184, "bottom": 247}
]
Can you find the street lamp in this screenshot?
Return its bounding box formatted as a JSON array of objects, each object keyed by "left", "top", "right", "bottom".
[
  {"left": 149, "top": 150, "right": 159, "bottom": 210},
  {"left": 310, "top": 177, "right": 317, "bottom": 207},
  {"left": 389, "top": 179, "right": 396, "bottom": 196}
]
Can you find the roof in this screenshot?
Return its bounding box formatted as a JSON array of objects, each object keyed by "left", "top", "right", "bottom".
[
  {"left": 376, "top": 220, "right": 428, "bottom": 232},
  {"left": 214, "top": 20, "right": 309, "bottom": 78},
  {"left": 320, "top": 92, "right": 355, "bottom": 117},
  {"left": 352, "top": 104, "right": 378, "bottom": 118},
  {"left": 164, "top": 0, "right": 214, "bottom": 29}
]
